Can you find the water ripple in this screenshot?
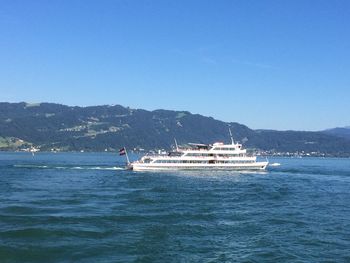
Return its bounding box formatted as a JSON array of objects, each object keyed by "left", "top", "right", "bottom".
[{"left": 0, "top": 154, "right": 350, "bottom": 262}]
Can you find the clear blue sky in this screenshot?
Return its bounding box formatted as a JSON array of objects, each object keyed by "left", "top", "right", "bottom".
[{"left": 1, "top": 0, "right": 349, "bottom": 130}]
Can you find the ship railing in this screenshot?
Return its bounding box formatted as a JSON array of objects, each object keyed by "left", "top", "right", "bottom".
[{"left": 142, "top": 155, "right": 256, "bottom": 160}]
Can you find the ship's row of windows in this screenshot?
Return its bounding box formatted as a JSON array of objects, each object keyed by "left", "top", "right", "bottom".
[
  {"left": 212, "top": 147, "right": 238, "bottom": 151},
  {"left": 216, "top": 154, "right": 245, "bottom": 157},
  {"left": 186, "top": 153, "right": 213, "bottom": 157},
  {"left": 153, "top": 160, "right": 254, "bottom": 164},
  {"left": 185, "top": 153, "right": 244, "bottom": 157},
  {"left": 154, "top": 160, "right": 207, "bottom": 164}
]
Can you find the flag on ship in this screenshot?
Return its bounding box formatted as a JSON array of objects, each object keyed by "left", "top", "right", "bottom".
[{"left": 119, "top": 147, "right": 126, "bottom": 156}]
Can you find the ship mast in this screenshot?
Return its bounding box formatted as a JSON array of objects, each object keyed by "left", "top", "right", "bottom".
[
  {"left": 229, "top": 128, "right": 234, "bottom": 145},
  {"left": 174, "top": 138, "right": 179, "bottom": 151}
]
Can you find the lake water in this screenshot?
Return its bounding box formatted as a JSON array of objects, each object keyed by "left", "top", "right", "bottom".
[{"left": 1, "top": 152, "right": 350, "bottom": 262}]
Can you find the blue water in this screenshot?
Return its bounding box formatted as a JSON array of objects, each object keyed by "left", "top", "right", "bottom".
[{"left": 1, "top": 152, "right": 350, "bottom": 262}]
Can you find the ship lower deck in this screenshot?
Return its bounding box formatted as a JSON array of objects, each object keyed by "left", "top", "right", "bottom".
[{"left": 130, "top": 162, "right": 268, "bottom": 171}]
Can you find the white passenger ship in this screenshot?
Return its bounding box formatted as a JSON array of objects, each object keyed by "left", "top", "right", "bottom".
[{"left": 127, "top": 130, "right": 268, "bottom": 171}]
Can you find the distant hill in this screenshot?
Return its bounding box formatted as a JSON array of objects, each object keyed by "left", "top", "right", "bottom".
[
  {"left": 1, "top": 102, "right": 350, "bottom": 156},
  {"left": 322, "top": 127, "right": 350, "bottom": 141}
]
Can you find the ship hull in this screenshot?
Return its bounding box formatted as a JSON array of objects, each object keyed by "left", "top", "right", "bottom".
[{"left": 129, "top": 161, "right": 268, "bottom": 171}]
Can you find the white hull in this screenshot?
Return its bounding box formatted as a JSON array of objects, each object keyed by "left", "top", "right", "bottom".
[
  {"left": 127, "top": 133, "right": 269, "bottom": 172},
  {"left": 130, "top": 161, "right": 268, "bottom": 171}
]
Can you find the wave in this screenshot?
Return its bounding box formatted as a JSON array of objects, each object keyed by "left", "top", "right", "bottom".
[
  {"left": 269, "top": 167, "right": 350, "bottom": 178},
  {"left": 13, "top": 164, "right": 125, "bottom": 171}
]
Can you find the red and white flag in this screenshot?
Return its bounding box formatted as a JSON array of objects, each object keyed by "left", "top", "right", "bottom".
[{"left": 119, "top": 147, "right": 126, "bottom": 156}]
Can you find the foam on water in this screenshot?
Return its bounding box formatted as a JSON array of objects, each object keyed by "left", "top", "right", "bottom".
[{"left": 13, "top": 164, "right": 125, "bottom": 170}]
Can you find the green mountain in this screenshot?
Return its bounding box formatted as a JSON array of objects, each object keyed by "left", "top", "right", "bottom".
[
  {"left": 1, "top": 102, "right": 350, "bottom": 156},
  {"left": 322, "top": 127, "right": 350, "bottom": 141}
]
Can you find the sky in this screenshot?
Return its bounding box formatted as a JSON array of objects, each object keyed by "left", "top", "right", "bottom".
[{"left": 0, "top": 0, "right": 349, "bottom": 131}]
